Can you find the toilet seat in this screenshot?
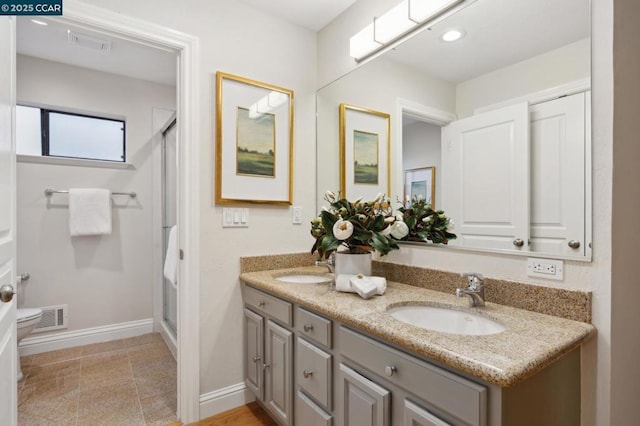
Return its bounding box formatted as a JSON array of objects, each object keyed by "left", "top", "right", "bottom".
[{"left": 17, "top": 308, "right": 42, "bottom": 323}]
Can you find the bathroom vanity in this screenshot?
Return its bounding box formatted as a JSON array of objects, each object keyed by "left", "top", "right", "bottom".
[{"left": 240, "top": 267, "right": 594, "bottom": 426}]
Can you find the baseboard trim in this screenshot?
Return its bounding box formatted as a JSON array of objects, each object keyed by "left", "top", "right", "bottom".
[
  {"left": 199, "top": 382, "right": 255, "bottom": 420},
  {"left": 159, "top": 321, "right": 177, "bottom": 360},
  {"left": 19, "top": 318, "right": 154, "bottom": 356}
]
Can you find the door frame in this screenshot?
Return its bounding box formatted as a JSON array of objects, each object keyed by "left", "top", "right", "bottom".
[
  {"left": 394, "top": 98, "right": 456, "bottom": 202},
  {"left": 51, "top": 1, "right": 201, "bottom": 422}
]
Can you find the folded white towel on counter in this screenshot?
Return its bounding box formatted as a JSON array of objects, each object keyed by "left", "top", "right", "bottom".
[
  {"left": 69, "top": 188, "right": 112, "bottom": 236},
  {"left": 163, "top": 225, "right": 178, "bottom": 288},
  {"left": 335, "top": 274, "right": 387, "bottom": 296}
]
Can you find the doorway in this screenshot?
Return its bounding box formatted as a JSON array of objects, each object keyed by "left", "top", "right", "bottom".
[{"left": 11, "top": 4, "right": 201, "bottom": 423}]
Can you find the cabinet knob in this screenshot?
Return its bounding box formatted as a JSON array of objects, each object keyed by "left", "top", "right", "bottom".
[
  {"left": 568, "top": 240, "right": 581, "bottom": 249},
  {"left": 263, "top": 364, "right": 270, "bottom": 370},
  {"left": 303, "top": 369, "right": 314, "bottom": 379},
  {"left": 252, "top": 356, "right": 261, "bottom": 363},
  {"left": 513, "top": 238, "right": 524, "bottom": 247},
  {"left": 384, "top": 365, "right": 397, "bottom": 377},
  {"left": 258, "top": 301, "right": 265, "bottom": 308},
  {"left": 303, "top": 324, "right": 314, "bottom": 332}
]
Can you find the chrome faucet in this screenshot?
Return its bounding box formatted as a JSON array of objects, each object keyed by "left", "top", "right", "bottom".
[
  {"left": 455, "top": 272, "right": 485, "bottom": 307},
  {"left": 315, "top": 253, "right": 335, "bottom": 273}
]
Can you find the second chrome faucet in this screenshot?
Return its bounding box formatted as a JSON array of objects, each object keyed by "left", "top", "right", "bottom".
[{"left": 455, "top": 272, "right": 485, "bottom": 307}]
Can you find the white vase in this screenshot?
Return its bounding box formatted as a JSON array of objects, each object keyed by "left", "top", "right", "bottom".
[{"left": 333, "top": 252, "right": 372, "bottom": 276}]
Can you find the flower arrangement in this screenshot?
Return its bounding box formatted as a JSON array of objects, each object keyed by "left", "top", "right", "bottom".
[
  {"left": 396, "top": 196, "right": 457, "bottom": 244},
  {"left": 310, "top": 191, "right": 403, "bottom": 259}
]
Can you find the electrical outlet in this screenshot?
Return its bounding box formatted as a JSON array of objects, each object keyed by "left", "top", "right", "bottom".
[
  {"left": 292, "top": 206, "right": 302, "bottom": 224},
  {"left": 527, "top": 258, "right": 564, "bottom": 281}
]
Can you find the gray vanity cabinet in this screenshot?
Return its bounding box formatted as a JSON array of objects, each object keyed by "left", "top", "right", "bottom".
[
  {"left": 265, "top": 320, "right": 293, "bottom": 425},
  {"left": 244, "top": 308, "right": 264, "bottom": 399},
  {"left": 243, "top": 285, "right": 294, "bottom": 425},
  {"left": 403, "top": 400, "right": 452, "bottom": 426},
  {"left": 339, "top": 363, "right": 390, "bottom": 426}
]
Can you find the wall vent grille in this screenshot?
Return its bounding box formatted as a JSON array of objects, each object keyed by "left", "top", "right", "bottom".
[{"left": 33, "top": 304, "right": 68, "bottom": 333}]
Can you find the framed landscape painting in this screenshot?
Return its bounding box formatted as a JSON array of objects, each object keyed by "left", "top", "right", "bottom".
[
  {"left": 339, "top": 104, "right": 390, "bottom": 200},
  {"left": 216, "top": 71, "right": 293, "bottom": 204}
]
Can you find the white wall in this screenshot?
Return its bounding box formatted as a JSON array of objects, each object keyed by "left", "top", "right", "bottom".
[
  {"left": 402, "top": 121, "right": 441, "bottom": 206},
  {"left": 318, "top": 1, "right": 614, "bottom": 425},
  {"left": 77, "top": 0, "right": 318, "bottom": 398},
  {"left": 455, "top": 38, "right": 591, "bottom": 118},
  {"left": 16, "top": 55, "right": 176, "bottom": 332}
]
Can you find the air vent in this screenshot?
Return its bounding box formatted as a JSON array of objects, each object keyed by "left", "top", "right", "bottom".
[
  {"left": 67, "top": 30, "right": 111, "bottom": 54},
  {"left": 33, "top": 304, "right": 68, "bottom": 333}
]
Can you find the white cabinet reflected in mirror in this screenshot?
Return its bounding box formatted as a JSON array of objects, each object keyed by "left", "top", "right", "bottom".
[{"left": 316, "top": 0, "right": 591, "bottom": 260}]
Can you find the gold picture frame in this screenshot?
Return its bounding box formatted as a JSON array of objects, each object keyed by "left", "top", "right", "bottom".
[
  {"left": 339, "top": 104, "right": 390, "bottom": 200},
  {"left": 215, "top": 71, "right": 294, "bottom": 205},
  {"left": 404, "top": 166, "right": 436, "bottom": 208}
]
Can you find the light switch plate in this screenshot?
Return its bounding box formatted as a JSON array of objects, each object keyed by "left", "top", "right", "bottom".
[
  {"left": 527, "top": 258, "right": 564, "bottom": 281},
  {"left": 292, "top": 206, "right": 302, "bottom": 224},
  {"left": 222, "top": 208, "right": 249, "bottom": 228}
]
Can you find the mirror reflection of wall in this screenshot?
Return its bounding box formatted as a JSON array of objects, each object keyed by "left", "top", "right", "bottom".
[{"left": 316, "top": 0, "right": 591, "bottom": 260}]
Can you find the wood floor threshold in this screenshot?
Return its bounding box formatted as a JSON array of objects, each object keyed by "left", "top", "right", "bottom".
[{"left": 169, "top": 401, "right": 277, "bottom": 425}]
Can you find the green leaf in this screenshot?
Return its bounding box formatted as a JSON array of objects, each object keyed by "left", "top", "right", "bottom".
[{"left": 320, "top": 210, "right": 338, "bottom": 235}]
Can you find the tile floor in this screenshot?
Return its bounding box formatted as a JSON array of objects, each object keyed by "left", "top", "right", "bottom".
[{"left": 17, "top": 333, "right": 177, "bottom": 426}]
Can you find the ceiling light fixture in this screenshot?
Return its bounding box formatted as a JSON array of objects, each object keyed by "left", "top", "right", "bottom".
[
  {"left": 441, "top": 29, "right": 465, "bottom": 42},
  {"left": 30, "top": 19, "right": 48, "bottom": 26},
  {"left": 349, "top": 0, "right": 472, "bottom": 62}
]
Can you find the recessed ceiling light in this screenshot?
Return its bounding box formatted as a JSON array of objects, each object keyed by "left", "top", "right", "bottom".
[
  {"left": 30, "top": 19, "right": 48, "bottom": 26},
  {"left": 441, "top": 29, "right": 465, "bottom": 42}
]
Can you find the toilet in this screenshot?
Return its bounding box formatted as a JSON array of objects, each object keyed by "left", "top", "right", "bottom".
[{"left": 16, "top": 308, "right": 42, "bottom": 381}]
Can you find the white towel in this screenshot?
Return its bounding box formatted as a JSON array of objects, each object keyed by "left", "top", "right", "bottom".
[
  {"left": 69, "top": 188, "right": 112, "bottom": 236},
  {"left": 163, "top": 225, "right": 178, "bottom": 287},
  {"left": 335, "top": 274, "right": 387, "bottom": 296}
]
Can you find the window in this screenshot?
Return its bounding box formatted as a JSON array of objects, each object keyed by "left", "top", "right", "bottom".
[{"left": 16, "top": 105, "right": 126, "bottom": 162}]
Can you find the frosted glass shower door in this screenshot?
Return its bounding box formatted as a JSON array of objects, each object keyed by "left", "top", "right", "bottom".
[{"left": 162, "top": 119, "right": 177, "bottom": 336}]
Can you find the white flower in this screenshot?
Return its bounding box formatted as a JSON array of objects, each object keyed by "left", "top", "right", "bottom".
[
  {"left": 333, "top": 219, "right": 354, "bottom": 240},
  {"left": 380, "top": 225, "right": 392, "bottom": 236},
  {"left": 384, "top": 216, "right": 395, "bottom": 223},
  {"left": 446, "top": 219, "right": 455, "bottom": 232},
  {"left": 353, "top": 196, "right": 363, "bottom": 205},
  {"left": 422, "top": 215, "right": 432, "bottom": 224},
  {"left": 417, "top": 194, "right": 423, "bottom": 201},
  {"left": 324, "top": 190, "right": 336, "bottom": 202},
  {"left": 374, "top": 192, "right": 384, "bottom": 202},
  {"left": 390, "top": 221, "right": 409, "bottom": 239}
]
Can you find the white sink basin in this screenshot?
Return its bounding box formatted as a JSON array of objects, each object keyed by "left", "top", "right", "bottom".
[
  {"left": 275, "top": 274, "right": 333, "bottom": 284},
  {"left": 387, "top": 305, "right": 505, "bottom": 336}
]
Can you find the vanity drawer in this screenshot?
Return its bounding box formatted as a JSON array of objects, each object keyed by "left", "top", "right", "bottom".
[
  {"left": 244, "top": 285, "right": 292, "bottom": 326},
  {"left": 339, "top": 327, "right": 486, "bottom": 426},
  {"left": 295, "top": 307, "right": 332, "bottom": 348},
  {"left": 296, "top": 337, "right": 332, "bottom": 410}
]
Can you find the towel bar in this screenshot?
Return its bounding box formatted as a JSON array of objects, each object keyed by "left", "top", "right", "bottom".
[{"left": 44, "top": 189, "right": 137, "bottom": 198}]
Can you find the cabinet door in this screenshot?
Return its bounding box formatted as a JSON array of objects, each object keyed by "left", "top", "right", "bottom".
[
  {"left": 404, "top": 399, "right": 451, "bottom": 426},
  {"left": 244, "top": 308, "right": 264, "bottom": 400},
  {"left": 442, "top": 102, "right": 529, "bottom": 251},
  {"left": 339, "top": 364, "right": 390, "bottom": 426},
  {"left": 529, "top": 92, "right": 586, "bottom": 256},
  {"left": 265, "top": 320, "right": 293, "bottom": 425},
  {"left": 297, "top": 390, "right": 333, "bottom": 426}
]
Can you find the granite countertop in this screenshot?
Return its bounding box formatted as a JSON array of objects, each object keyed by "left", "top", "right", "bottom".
[{"left": 240, "top": 266, "right": 596, "bottom": 387}]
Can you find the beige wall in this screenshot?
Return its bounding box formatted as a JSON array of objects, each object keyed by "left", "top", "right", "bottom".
[
  {"left": 611, "top": 0, "right": 640, "bottom": 423},
  {"left": 77, "top": 0, "right": 318, "bottom": 396},
  {"left": 455, "top": 38, "right": 591, "bottom": 118},
  {"left": 16, "top": 54, "right": 176, "bottom": 331}
]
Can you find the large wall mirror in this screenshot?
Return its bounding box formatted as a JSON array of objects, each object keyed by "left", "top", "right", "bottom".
[{"left": 317, "top": 0, "right": 591, "bottom": 261}]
